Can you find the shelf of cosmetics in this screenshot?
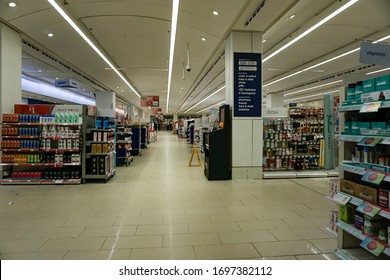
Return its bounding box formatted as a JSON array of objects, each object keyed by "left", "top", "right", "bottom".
[
  {"left": 1, "top": 125, "right": 80, "bottom": 138},
  {"left": 350, "top": 145, "right": 390, "bottom": 166},
  {"left": 263, "top": 154, "right": 321, "bottom": 170},
  {"left": 1, "top": 138, "right": 79, "bottom": 151},
  {"left": 5, "top": 168, "right": 81, "bottom": 180},
  {"left": 1, "top": 153, "right": 81, "bottom": 164},
  {"left": 345, "top": 74, "right": 390, "bottom": 102},
  {"left": 289, "top": 107, "right": 324, "bottom": 119},
  {"left": 2, "top": 113, "right": 81, "bottom": 124}
]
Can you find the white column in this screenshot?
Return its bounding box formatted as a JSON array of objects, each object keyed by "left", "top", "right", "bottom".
[
  {"left": 95, "top": 91, "right": 116, "bottom": 117},
  {"left": 0, "top": 23, "right": 22, "bottom": 115},
  {"left": 225, "top": 31, "right": 263, "bottom": 179},
  {"left": 266, "top": 94, "right": 284, "bottom": 108}
]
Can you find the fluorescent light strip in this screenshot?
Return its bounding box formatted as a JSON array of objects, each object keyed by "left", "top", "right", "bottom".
[
  {"left": 284, "top": 89, "right": 339, "bottom": 102},
  {"left": 197, "top": 101, "right": 225, "bottom": 113},
  {"left": 263, "top": 0, "right": 359, "bottom": 62},
  {"left": 47, "top": 0, "right": 141, "bottom": 98},
  {"left": 284, "top": 80, "right": 342, "bottom": 97},
  {"left": 166, "top": 0, "right": 180, "bottom": 113},
  {"left": 366, "top": 67, "right": 390, "bottom": 75},
  {"left": 263, "top": 71, "right": 303, "bottom": 87},
  {"left": 184, "top": 85, "right": 226, "bottom": 113}
]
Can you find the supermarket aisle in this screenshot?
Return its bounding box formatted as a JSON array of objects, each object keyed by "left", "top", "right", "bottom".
[{"left": 0, "top": 131, "right": 337, "bottom": 260}]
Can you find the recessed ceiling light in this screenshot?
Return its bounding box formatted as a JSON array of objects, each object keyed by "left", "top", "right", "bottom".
[
  {"left": 8, "top": 2, "right": 16, "bottom": 8},
  {"left": 288, "top": 14, "right": 296, "bottom": 20},
  {"left": 262, "top": 39, "right": 267, "bottom": 43},
  {"left": 38, "top": 69, "right": 42, "bottom": 72},
  {"left": 48, "top": 33, "right": 54, "bottom": 37},
  {"left": 55, "top": 77, "right": 59, "bottom": 80},
  {"left": 213, "top": 10, "right": 219, "bottom": 16},
  {"left": 201, "top": 37, "right": 206, "bottom": 41}
]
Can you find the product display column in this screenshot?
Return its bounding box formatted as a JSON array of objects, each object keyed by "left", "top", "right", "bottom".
[{"left": 332, "top": 74, "right": 390, "bottom": 259}]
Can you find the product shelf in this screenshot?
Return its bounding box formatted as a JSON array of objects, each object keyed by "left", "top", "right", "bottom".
[
  {"left": 337, "top": 134, "right": 390, "bottom": 144},
  {"left": 337, "top": 161, "right": 390, "bottom": 183},
  {"left": 335, "top": 248, "right": 378, "bottom": 260},
  {"left": 86, "top": 140, "right": 114, "bottom": 145},
  {"left": 45, "top": 123, "right": 82, "bottom": 127},
  {"left": 0, "top": 179, "right": 81, "bottom": 185},
  {"left": 0, "top": 148, "right": 40, "bottom": 152},
  {"left": 1, "top": 136, "right": 40, "bottom": 139},
  {"left": 0, "top": 179, "right": 42, "bottom": 185},
  {"left": 0, "top": 163, "right": 80, "bottom": 167},
  {"left": 41, "top": 136, "right": 80, "bottom": 139},
  {"left": 0, "top": 122, "right": 41, "bottom": 126},
  {"left": 338, "top": 100, "right": 390, "bottom": 112},
  {"left": 86, "top": 128, "right": 114, "bottom": 133},
  {"left": 41, "top": 149, "right": 80, "bottom": 153}
]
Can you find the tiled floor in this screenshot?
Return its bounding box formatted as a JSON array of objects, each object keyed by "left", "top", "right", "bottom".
[{"left": 0, "top": 131, "right": 338, "bottom": 260}]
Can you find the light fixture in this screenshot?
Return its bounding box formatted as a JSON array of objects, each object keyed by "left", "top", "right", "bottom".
[
  {"left": 48, "top": 33, "right": 54, "bottom": 37},
  {"left": 262, "top": 39, "right": 267, "bottom": 43},
  {"left": 263, "top": 0, "right": 359, "bottom": 62},
  {"left": 287, "top": 14, "right": 296, "bottom": 20},
  {"left": 284, "top": 80, "right": 342, "bottom": 97},
  {"left": 8, "top": 2, "right": 16, "bottom": 7},
  {"left": 284, "top": 89, "right": 340, "bottom": 102},
  {"left": 197, "top": 101, "right": 225, "bottom": 113},
  {"left": 366, "top": 67, "right": 390, "bottom": 75},
  {"left": 184, "top": 85, "right": 226, "bottom": 113},
  {"left": 201, "top": 37, "right": 206, "bottom": 41},
  {"left": 166, "top": 0, "right": 180, "bottom": 113},
  {"left": 213, "top": 10, "right": 219, "bottom": 16},
  {"left": 47, "top": 0, "right": 141, "bottom": 98}
]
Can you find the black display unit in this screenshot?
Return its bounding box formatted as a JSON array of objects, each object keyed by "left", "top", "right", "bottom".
[
  {"left": 131, "top": 124, "right": 142, "bottom": 156},
  {"left": 204, "top": 104, "right": 231, "bottom": 180}
]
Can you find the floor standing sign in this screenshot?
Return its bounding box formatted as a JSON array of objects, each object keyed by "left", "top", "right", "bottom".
[{"left": 234, "top": 52, "right": 262, "bottom": 117}]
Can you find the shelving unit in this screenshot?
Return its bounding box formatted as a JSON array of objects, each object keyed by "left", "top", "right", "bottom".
[
  {"left": 0, "top": 110, "right": 83, "bottom": 185},
  {"left": 335, "top": 76, "right": 390, "bottom": 259},
  {"left": 84, "top": 128, "right": 115, "bottom": 183},
  {"left": 116, "top": 124, "right": 133, "bottom": 167},
  {"left": 131, "top": 123, "right": 142, "bottom": 156}
]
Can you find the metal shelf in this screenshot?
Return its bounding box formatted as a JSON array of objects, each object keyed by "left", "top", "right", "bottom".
[
  {"left": 338, "top": 100, "right": 390, "bottom": 112},
  {"left": 41, "top": 149, "right": 80, "bottom": 153},
  {"left": 86, "top": 128, "right": 114, "bottom": 132},
  {"left": 338, "top": 161, "right": 390, "bottom": 183},
  {"left": 1, "top": 135, "right": 39, "bottom": 139},
  {"left": 0, "top": 163, "right": 80, "bottom": 167},
  {"left": 0, "top": 179, "right": 81, "bottom": 185},
  {"left": 0, "top": 148, "right": 40, "bottom": 152},
  {"left": 41, "top": 136, "right": 80, "bottom": 139},
  {"left": 337, "top": 134, "right": 390, "bottom": 144},
  {"left": 86, "top": 140, "right": 114, "bottom": 145},
  {"left": 0, "top": 122, "right": 41, "bottom": 126}
]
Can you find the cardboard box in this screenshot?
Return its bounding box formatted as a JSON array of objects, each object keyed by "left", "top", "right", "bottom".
[
  {"left": 96, "top": 144, "right": 102, "bottom": 153},
  {"left": 375, "top": 74, "right": 390, "bottom": 91},
  {"left": 340, "top": 179, "right": 358, "bottom": 196},
  {"left": 93, "top": 132, "right": 97, "bottom": 141},
  {"left": 363, "top": 78, "right": 376, "bottom": 93},
  {"left": 356, "top": 184, "right": 378, "bottom": 204},
  {"left": 91, "top": 144, "right": 97, "bottom": 154},
  {"left": 339, "top": 204, "right": 355, "bottom": 224},
  {"left": 102, "top": 144, "right": 109, "bottom": 153},
  {"left": 103, "top": 132, "right": 108, "bottom": 142},
  {"left": 97, "top": 132, "right": 102, "bottom": 142}
]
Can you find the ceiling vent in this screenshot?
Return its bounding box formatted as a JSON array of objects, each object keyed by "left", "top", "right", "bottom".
[{"left": 244, "top": 0, "right": 266, "bottom": 27}]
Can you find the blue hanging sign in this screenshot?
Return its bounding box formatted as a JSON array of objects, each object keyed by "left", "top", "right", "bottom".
[{"left": 234, "top": 52, "right": 262, "bottom": 117}]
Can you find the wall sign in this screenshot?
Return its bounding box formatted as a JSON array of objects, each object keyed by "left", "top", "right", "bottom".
[{"left": 234, "top": 52, "right": 262, "bottom": 117}]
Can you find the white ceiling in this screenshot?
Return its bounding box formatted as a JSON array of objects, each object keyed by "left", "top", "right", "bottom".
[{"left": 0, "top": 0, "right": 389, "bottom": 114}]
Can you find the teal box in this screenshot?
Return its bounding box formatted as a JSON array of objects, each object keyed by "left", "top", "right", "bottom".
[
  {"left": 359, "top": 122, "right": 371, "bottom": 130},
  {"left": 355, "top": 84, "right": 363, "bottom": 94},
  {"left": 346, "top": 84, "right": 356, "bottom": 100},
  {"left": 375, "top": 75, "right": 390, "bottom": 91},
  {"left": 355, "top": 93, "right": 361, "bottom": 101},
  {"left": 351, "top": 121, "right": 360, "bottom": 134},
  {"left": 371, "top": 122, "right": 386, "bottom": 130},
  {"left": 344, "top": 121, "right": 352, "bottom": 133},
  {"left": 363, "top": 78, "right": 376, "bottom": 93}
]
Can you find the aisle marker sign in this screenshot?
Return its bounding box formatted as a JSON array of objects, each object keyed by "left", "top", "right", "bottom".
[{"left": 234, "top": 52, "right": 262, "bottom": 117}]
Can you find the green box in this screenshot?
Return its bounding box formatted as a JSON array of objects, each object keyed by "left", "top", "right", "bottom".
[
  {"left": 363, "top": 78, "right": 376, "bottom": 93},
  {"left": 351, "top": 121, "right": 360, "bottom": 134},
  {"left": 339, "top": 204, "right": 355, "bottom": 224},
  {"left": 346, "top": 85, "right": 356, "bottom": 101},
  {"left": 359, "top": 122, "right": 371, "bottom": 130},
  {"left": 371, "top": 122, "right": 386, "bottom": 130},
  {"left": 375, "top": 75, "right": 390, "bottom": 91},
  {"left": 344, "top": 121, "right": 352, "bottom": 133}
]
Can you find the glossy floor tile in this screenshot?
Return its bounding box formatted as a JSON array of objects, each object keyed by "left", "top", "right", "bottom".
[{"left": 0, "top": 132, "right": 338, "bottom": 260}]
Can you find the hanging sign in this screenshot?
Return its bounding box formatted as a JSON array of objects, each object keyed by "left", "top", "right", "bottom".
[
  {"left": 140, "top": 96, "right": 159, "bottom": 107},
  {"left": 360, "top": 42, "right": 390, "bottom": 66},
  {"left": 151, "top": 108, "right": 162, "bottom": 115},
  {"left": 234, "top": 52, "right": 262, "bottom": 117},
  {"left": 54, "top": 79, "right": 79, "bottom": 88}
]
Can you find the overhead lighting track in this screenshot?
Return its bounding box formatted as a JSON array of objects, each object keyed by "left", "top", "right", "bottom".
[
  {"left": 47, "top": 0, "right": 141, "bottom": 98},
  {"left": 263, "top": 0, "right": 360, "bottom": 62},
  {"left": 284, "top": 80, "right": 342, "bottom": 97},
  {"left": 166, "top": 0, "right": 180, "bottom": 113},
  {"left": 197, "top": 101, "right": 225, "bottom": 113}
]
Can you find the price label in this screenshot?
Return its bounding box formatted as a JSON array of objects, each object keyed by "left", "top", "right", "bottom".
[
  {"left": 360, "top": 236, "right": 385, "bottom": 256},
  {"left": 55, "top": 180, "right": 64, "bottom": 184},
  {"left": 350, "top": 196, "right": 363, "bottom": 206},
  {"left": 333, "top": 193, "right": 351, "bottom": 205},
  {"left": 356, "top": 201, "right": 381, "bottom": 217}
]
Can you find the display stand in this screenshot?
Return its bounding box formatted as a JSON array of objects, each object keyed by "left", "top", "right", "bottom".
[
  {"left": 335, "top": 75, "right": 390, "bottom": 260},
  {"left": 204, "top": 105, "right": 231, "bottom": 180},
  {"left": 116, "top": 124, "right": 132, "bottom": 167},
  {"left": 131, "top": 123, "right": 142, "bottom": 156}
]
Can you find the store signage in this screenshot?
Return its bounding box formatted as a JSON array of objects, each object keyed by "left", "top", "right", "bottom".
[
  {"left": 54, "top": 79, "right": 79, "bottom": 88},
  {"left": 52, "top": 105, "right": 83, "bottom": 114},
  {"left": 151, "top": 108, "right": 162, "bottom": 115},
  {"left": 262, "top": 107, "right": 288, "bottom": 118},
  {"left": 234, "top": 52, "right": 262, "bottom": 117},
  {"left": 360, "top": 42, "right": 390, "bottom": 66},
  {"left": 140, "top": 96, "right": 159, "bottom": 107},
  {"left": 324, "top": 94, "right": 335, "bottom": 169},
  {"left": 360, "top": 101, "right": 382, "bottom": 113}
]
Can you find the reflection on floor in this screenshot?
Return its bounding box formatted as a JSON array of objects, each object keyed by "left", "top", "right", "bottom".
[{"left": 0, "top": 131, "right": 337, "bottom": 260}]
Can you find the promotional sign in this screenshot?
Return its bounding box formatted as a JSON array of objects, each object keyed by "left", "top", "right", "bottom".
[
  {"left": 360, "top": 41, "right": 390, "bottom": 66},
  {"left": 234, "top": 52, "right": 262, "bottom": 117},
  {"left": 361, "top": 90, "right": 390, "bottom": 103},
  {"left": 140, "top": 96, "right": 159, "bottom": 107},
  {"left": 51, "top": 105, "right": 83, "bottom": 114},
  {"left": 361, "top": 171, "right": 386, "bottom": 185},
  {"left": 262, "top": 107, "right": 288, "bottom": 118},
  {"left": 356, "top": 201, "right": 381, "bottom": 217},
  {"left": 324, "top": 94, "right": 335, "bottom": 169},
  {"left": 360, "top": 236, "right": 385, "bottom": 256},
  {"left": 151, "top": 108, "right": 162, "bottom": 115},
  {"left": 360, "top": 101, "right": 382, "bottom": 113}
]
